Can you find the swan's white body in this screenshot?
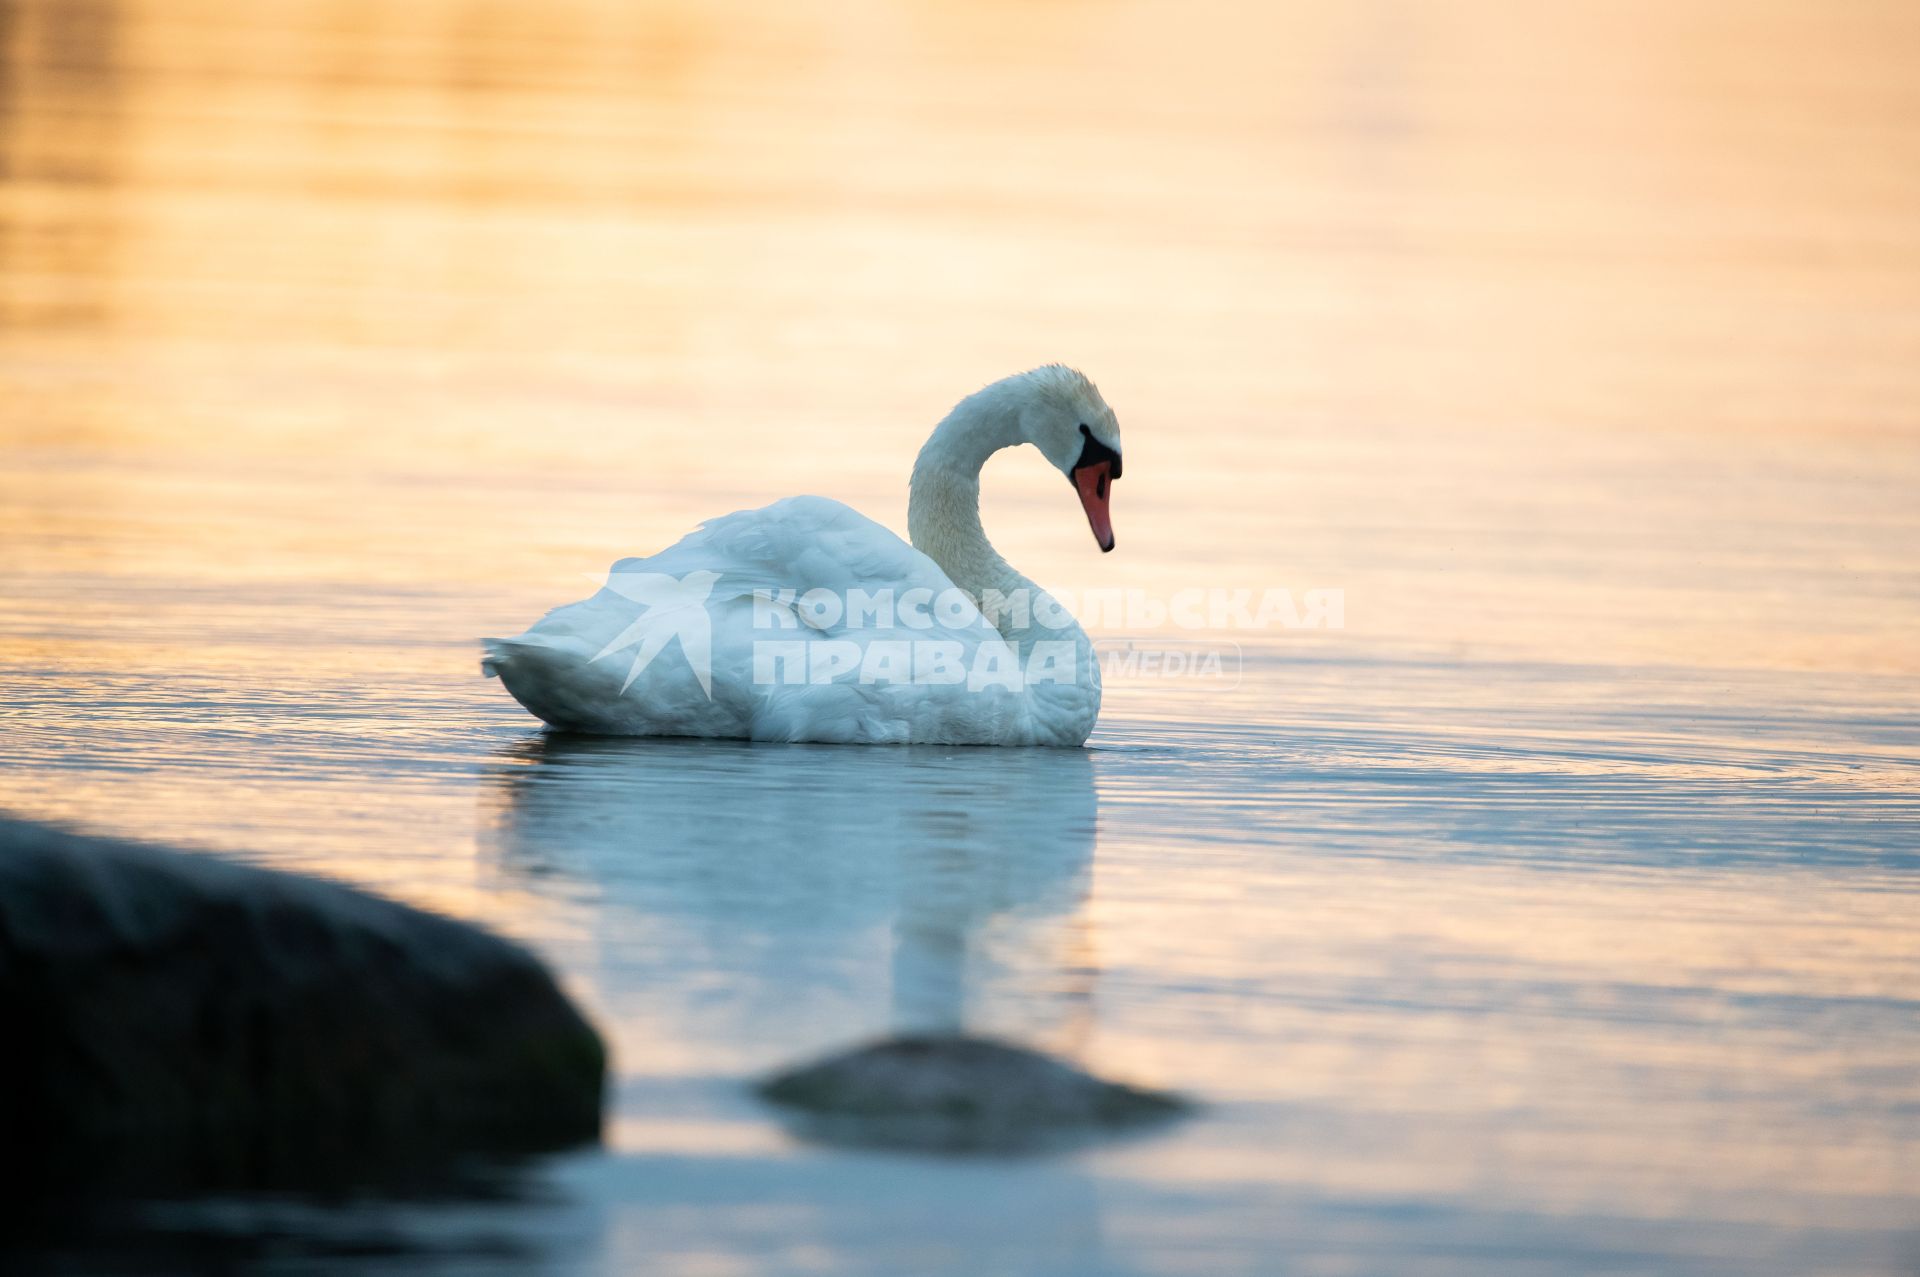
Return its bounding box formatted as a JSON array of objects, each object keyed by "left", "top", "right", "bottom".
[{"left": 483, "top": 366, "right": 1122, "bottom": 747}]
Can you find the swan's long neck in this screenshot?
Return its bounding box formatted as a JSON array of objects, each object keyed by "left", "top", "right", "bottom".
[
  {"left": 907, "top": 383, "right": 1039, "bottom": 618},
  {"left": 906, "top": 378, "right": 1103, "bottom": 745}
]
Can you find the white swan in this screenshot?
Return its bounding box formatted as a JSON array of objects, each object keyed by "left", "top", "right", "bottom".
[{"left": 482, "top": 365, "right": 1123, "bottom": 746}]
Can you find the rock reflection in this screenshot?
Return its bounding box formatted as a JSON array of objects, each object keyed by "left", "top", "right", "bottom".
[{"left": 479, "top": 735, "right": 1101, "bottom": 1064}]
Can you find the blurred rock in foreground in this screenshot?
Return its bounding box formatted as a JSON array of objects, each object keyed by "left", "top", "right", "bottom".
[
  {"left": 0, "top": 815, "right": 605, "bottom": 1196},
  {"left": 759, "top": 1034, "right": 1189, "bottom": 1153}
]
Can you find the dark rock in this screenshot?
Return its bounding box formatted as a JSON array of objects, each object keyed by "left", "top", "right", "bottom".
[
  {"left": 758, "top": 1034, "right": 1190, "bottom": 1153},
  {"left": 0, "top": 815, "right": 605, "bottom": 1196}
]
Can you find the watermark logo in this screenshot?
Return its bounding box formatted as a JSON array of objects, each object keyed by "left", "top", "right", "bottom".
[
  {"left": 1094, "top": 637, "right": 1242, "bottom": 687},
  {"left": 591, "top": 569, "right": 720, "bottom": 696},
  {"left": 748, "top": 638, "right": 1082, "bottom": 691},
  {"left": 588, "top": 579, "right": 1338, "bottom": 696}
]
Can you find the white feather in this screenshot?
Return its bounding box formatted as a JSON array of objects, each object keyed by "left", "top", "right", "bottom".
[{"left": 483, "top": 368, "right": 1121, "bottom": 747}]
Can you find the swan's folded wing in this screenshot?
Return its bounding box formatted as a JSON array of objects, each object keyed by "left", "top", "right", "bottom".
[
  {"left": 635, "top": 496, "right": 941, "bottom": 598},
  {"left": 482, "top": 495, "right": 1035, "bottom": 742}
]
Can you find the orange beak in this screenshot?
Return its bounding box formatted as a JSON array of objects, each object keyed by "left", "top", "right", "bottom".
[{"left": 1073, "top": 460, "right": 1115, "bottom": 553}]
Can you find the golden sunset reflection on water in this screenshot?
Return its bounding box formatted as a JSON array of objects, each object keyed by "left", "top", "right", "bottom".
[{"left": 3, "top": 0, "right": 1919, "bottom": 1271}]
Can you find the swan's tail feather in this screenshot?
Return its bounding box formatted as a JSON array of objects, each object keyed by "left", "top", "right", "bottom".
[{"left": 480, "top": 635, "right": 556, "bottom": 678}]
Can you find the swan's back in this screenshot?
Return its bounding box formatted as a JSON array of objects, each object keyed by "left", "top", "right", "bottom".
[{"left": 483, "top": 497, "right": 1074, "bottom": 745}]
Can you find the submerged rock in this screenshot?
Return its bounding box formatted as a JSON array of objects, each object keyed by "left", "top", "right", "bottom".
[
  {"left": 758, "top": 1034, "right": 1190, "bottom": 1153},
  {"left": 0, "top": 815, "right": 605, "bottom": 1195}
]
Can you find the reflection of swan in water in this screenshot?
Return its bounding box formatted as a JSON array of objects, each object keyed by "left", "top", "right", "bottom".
[{"left": 478, "top": 736, "right": 1100, "bottom": 1061}]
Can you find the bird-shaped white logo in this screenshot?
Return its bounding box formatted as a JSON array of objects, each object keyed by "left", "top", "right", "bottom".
[{"left": 591, "top": 570, "right": 722, "bottom": 698}]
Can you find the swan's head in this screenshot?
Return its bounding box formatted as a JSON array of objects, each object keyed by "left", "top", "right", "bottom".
[{"left": 1013, "top": 365, "right": 1123, "bottom": 553}]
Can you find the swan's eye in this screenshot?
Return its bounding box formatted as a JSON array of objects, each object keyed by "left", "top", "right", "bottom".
[{"left": 1071, "top": 423, "right": 1123, "bottom": 481}]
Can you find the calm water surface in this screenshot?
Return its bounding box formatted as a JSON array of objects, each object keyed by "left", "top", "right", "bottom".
[{"left": 3, "top": 1, "right": 1919, "bottom": 1273}]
